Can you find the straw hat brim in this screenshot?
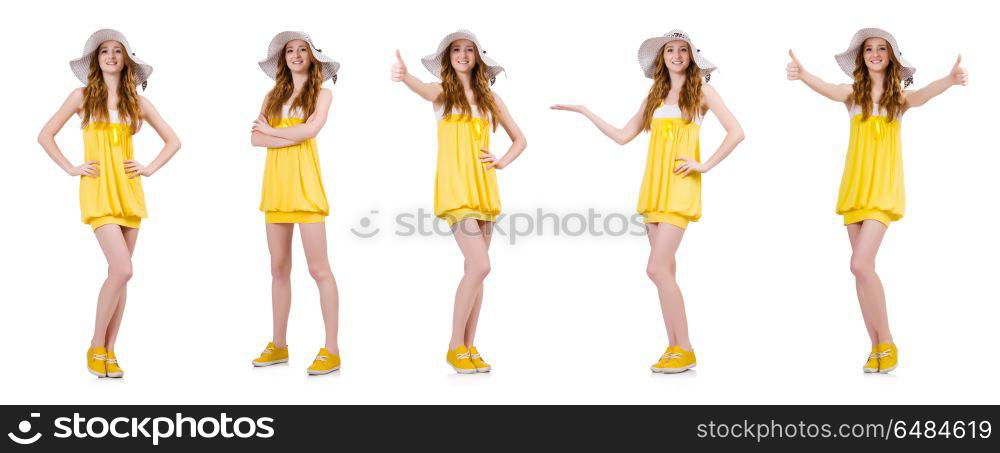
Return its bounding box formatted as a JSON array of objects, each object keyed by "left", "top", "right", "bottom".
[
  {"left": 258, "top": 31, "right": 341, "bottom": 82},
  {"left": 421, "top": 30, "right": 504, "bottom": 84},
  {"left": 638, "top": 30, "right": 716, "bottom": 79},
  {"left": 69, "top": 29, "right": 153, "bottom": 86},
  {"left": 834, "top": 28, "right": 916, "bottom": 84}
]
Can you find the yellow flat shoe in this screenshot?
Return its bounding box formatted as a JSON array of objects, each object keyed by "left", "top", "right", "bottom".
[
  {"left": 651, "top": 346, "right": 679, "bottom": 373},
  {"left": 469, "top": 346, "right": 491, "bottom": 373},
  {"left": 106, "top": 350, "right": 124, "bottom": 378},
  {"left": 863, "top": 346, "right": 879, "bottom": 373},
  {"left": 307, "top": 348, "right": 341, "bottom": 375},
  {"left": 446, "top": 345, "right": 477, "bottom": 374},
  {"left": 651, "top": 346, "right": 696, "bottom": 374},
  {"left": 87, "top": 347, "right": 107, "bottom": 378},
  {"left": 252, "top": 342, "right": 289, "bottom": 367},
  {"left": 876, "top": 343, "right": 898, "bottom": 374}
]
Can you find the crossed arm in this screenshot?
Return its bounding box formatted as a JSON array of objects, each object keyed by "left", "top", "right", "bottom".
[{"left": 250, "top": 88, "right": 334, "bottom": 148}]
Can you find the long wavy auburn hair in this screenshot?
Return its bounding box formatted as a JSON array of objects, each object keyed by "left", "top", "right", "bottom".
[
  {"left": 641, "top": 46, "right": 705, "bottom": 131},
  {"left": 263, "top": 45, "right": 324, "bottom": 125},
  {"left": 850, "top": 40, "right": 905, "bottom": 122},
  {"left": 439, "top": 44, "right": 501, "bottom": 131},
  {"left": 81, "top": 47, "right": 143, "bottom": 133}
]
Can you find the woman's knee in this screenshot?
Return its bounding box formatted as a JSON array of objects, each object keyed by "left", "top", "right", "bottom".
[
  {"left": 107, "top": 261, "right": 133, "bottom": 283},
  {"left": 646, "top": 260, "right": 676, "bottom": 283},
  {"left": 465, "top": 257, "right": 491, "bottom": 280},
  {"left": 850, "top": 256, "right": 875, "bottom": 278},
  {"left": 308, "top": 265, "right": 333, "bottom": 282},
  {"left": 271, "top": 259, "right": 291, "bottom": 280}
]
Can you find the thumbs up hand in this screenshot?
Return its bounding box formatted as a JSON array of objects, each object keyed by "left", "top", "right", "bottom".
[
  {"left": 391, "top": 49, "right": 409, "bottom": 82},
  {"left": 950, "top": 55, "right": 968, "bottom": 86},
  {"left": 786, "top": 49, "right": 804, "bottom": 81}
]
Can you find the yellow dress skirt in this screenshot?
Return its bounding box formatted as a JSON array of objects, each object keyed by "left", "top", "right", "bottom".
[
  {"left": 79, "top": 122, "right": 147, "bottom": 230},
  {"left": 636, "top": 117, "right": 702, "bottom": 229},
  {"left": 259, "top": 117, "right": 329, "bottom": 223},
  {"left": 434, "top": 114, "right": 501, "bottom": 227},
  {"left": 836, "top": 115, "right": 904, "bottom": 227}
]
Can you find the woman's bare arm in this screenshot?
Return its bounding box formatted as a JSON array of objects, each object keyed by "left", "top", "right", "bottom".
[
  {"left": 550, "top": 100, "right": 646, "bottom": 145},
  {"left": 391, "top": 50, "right": 443, "bottom": 102},
  {"left": 904, "top": 55, "right": 968, "bottom": 109},
  {"left": 38, "top": 88, "right": 97, "bottom": 176},
  {"left": 690, "top": 85, "right": 744, "bottom": 174},
  {"left": 125, "top": 96, "right": 181, "bottom": 178},
  {"left": 253, "top": 89, "right": 334, "bottom": 142},
  {"left": 787, "top": 49, "right": 852, "bottom": 102},
  {"left": 486, "top": 93, "right": 527, "bottom": 169}
]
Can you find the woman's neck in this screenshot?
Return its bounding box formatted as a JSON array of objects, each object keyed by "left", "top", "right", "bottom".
[
  {"left": 291, "top": 71, "right": 309, "bottom": 98},
  {"left": 457, "top": 70, "right": 473, "bottom": 90},
  {"left": 668, "top": 71, "right": 687, "bottom": 91},
  {"left": 868, "top": 70, "right": 886, "bottom": 90},
  {"left": 102, "top": 72, "right": 120, "bottom": 106},
  {"left": 455, "top": 71, "right": 477, "bottom": 104}
]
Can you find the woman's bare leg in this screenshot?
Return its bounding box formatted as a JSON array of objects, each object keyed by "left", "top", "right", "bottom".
[
  {"left": 449, "top": 219, "right": 490, "bottom": 350},
  {"left": 300, "top": 223, "right": 340, "bottom": 353},
  {"left": 848, "top": 220, "right": 893, "bottom": 345},
  {"left": 847, "top": 223, "right": 878, "bottom": 345},
  {"left": 463, "top": 220, "right": 493, "bottom": 347},
  {"left": 91, "top": 224, "right": 134, "bottom": 348},
  {"left": 104, "top": 226, "right": 139, "bottom": 351},
  {"left": 266, "top": 223, "right": 294, "bottom": 349},
  {"left": 645, "top": 223, "right": 691, "bottom": 350}
]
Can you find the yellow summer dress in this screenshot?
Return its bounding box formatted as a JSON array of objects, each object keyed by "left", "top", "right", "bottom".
[
  {"left": 836, "top": 104, "right": 905, "bottom": 227},
  {"left": 259, "top": 106, "right": 330, "bottom": 223},
  {"left": 79, "top": 110, "right": 147, "bottom": 230},
  {"left": 636, "top": 103, "right": 702, "bottom": 229},
  {"left": 434, "top": 105, "right": 501, "bottom": 227}
]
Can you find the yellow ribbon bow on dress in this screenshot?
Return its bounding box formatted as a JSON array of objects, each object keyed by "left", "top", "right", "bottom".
[
  {"left": 871, "top": 117, "right": 886, "bottom": 140},
  {"left": 657, "top": 120, "right": 677, "bottom": 143},
  {"left": 471, "top": 118, "right": 485, "bottom": 145}
]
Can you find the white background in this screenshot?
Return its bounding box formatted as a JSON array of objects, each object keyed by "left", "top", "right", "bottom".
[{"left": 1, "top": 0, "right": 997, "bottom": 405}]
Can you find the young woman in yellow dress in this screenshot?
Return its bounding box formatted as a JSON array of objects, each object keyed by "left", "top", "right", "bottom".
[
  {"left": 38, "top": 29, "right": 181, "bottom": 378},
  {"left": 249, "top": 31, "right": 342, "bottom": 375},
  {"left": 787, "top": 28, "right": 968, "bottom": 373},
  {"left": 552, "top": 30, "right": 744, "bottom": 373},
  {"left": 391, "top": 30, "right": 527, "bottom": 374}
]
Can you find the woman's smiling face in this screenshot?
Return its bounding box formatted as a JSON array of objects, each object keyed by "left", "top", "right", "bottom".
[
  {"left": 661, "top": 40, "right": 691, "bottom": 74},
  {"left": 97, "top": 41, "right": 126, "bottom": 76},
  {"left": 449, "top": 39, "right": 477, "bottom": 74},
  {"left": 284, "top": 39, "right": 313, "bottom": 73},
  {"left": 862, "top": 37, "right": 890, "bottom": 73}
]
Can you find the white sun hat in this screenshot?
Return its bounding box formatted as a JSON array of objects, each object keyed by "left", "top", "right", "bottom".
[
  {"left": 638, "top": 29, "right": 717, "bottom": 81},
  {"left": 835, "top": 27, "right": 916, "bottom": 87},
  {"left": 258, "top": 31, "right": 341, "bottom": 83},
  {"left": 421, "top": 29, "right": 504, "bottom": 85},
  {"left": 69, "top": 29, "right": 153, "bottom": 89}
]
